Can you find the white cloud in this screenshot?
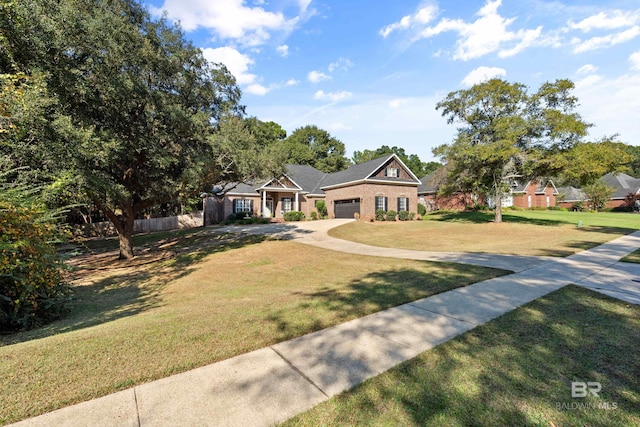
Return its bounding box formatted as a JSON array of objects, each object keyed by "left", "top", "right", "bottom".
[
  {"left": 577, "top": 64, "right": 598, "bottom": 74},
  {"left": 630, "top": 51, "right": 640, "bottom": 70},
  {"left": 286, "top": 79, "right": 300, "bottom": 86},
  {"left": 151, "top": 0, "right": 298, "bottom": 47},
  {"left": 245, "top": 83, "right": 270, "bottom": 96},
  {"left": 328, "top": 57, "right": 354, "bottom": 72},
  {"left": 201, "top": 46, "right": 256, "bottom": 85},
  {"left": 388, "top": 99, "right": 405, "bottom": 109},
  {"left": 380, "top": 4, "right": 438, "bottom": 38},
  {"left": 568, "top": 10, "right": 640, "bottom": 32},
  {"left": 308, "top": 70, "right": 331, "bottom": 83},
  {"left": 314, "top": 90, "right": 353, "bottom": 102},
  {"left": 575, "top": 74, "right": 603, "bottom": 88},
  {"left": 572, "top": 26, "right": 640, "bottom": 53},
  {"left": 383, "top": 0, "right": 544, "bottom": 61},
  {"left": 574, "top": 73, "right": 640, "bottom": 144},
  {"left": 276, "top": 44, "right": 289, "bottom": 57},
  {"left": 460, "top": 66, "right": 506, "bottom": 87}
]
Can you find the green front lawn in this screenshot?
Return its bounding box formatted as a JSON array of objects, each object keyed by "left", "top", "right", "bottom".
[
  {"left": 0, "top": 233, "right": 505, "bottom": 425},
  {"left": 329, "top": 210, "right": 640, "bottom": 257},
  {"left": 283, "top": 285, "right": 640, "bottom": 426}
]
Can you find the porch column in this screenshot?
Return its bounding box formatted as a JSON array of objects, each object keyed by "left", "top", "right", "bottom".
[
  {"left": 262, "top": 190, "right": 267, "bottom": 218},
  {"left": 295, "top": 192, "right": 299, "bottom": 211}
]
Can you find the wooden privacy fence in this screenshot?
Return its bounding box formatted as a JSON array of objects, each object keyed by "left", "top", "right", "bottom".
[{"left": 75, "top": 212, "right": 203, "bottom": 237}]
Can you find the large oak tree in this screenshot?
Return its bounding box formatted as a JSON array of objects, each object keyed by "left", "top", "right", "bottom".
[
  {"left": 2, "top": 0, "right": 275, "bottom": 259},
  {"left": 434, "top": 78, "right": 590, "bottom": 223}
]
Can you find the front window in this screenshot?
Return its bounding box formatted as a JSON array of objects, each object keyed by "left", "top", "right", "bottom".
[
  {"left": 234, "top": 199, "right": 252, "bottom": 213},
  {"left": 385, "top": 167, "right": 399, "bottom": 177},
  {"left": 375, "top": 196, "right": 387, "bottom": 212},
  {"left": 281, "top": 197, "right": 293, "bottom": 212},
  {"left": 398, "top": 197, "right": 408, "bottom": 211}
]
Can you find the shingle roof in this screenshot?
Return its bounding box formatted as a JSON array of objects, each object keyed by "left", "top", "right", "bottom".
[
  {"left": 417, "top": 173, "right": 439, "bottom": 194},
  {"left": 557, "top": 186, "right": 586, "bottom": 202},
  {"left": 225, "top": 153, "right": 420, "bottom": 195},
  {"left": 600, "top": 172, "right": 640, "bottom": 199}
]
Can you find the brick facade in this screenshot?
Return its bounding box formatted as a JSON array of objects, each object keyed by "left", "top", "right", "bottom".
[{"left": 325, "top": 183, "right": 418, "bottom": 221}]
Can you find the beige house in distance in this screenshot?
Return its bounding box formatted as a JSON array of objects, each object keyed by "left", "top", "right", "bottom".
[{"left": 208, "top": 154, "right": 421, "bottom": 223}]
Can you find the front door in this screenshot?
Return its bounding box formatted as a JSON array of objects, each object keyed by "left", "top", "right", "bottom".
[{"left": 263, "top": 197, "right": 274, "bottom": 218}]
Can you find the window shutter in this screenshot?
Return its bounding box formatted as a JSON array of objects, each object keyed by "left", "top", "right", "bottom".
[
  {"left": 406, "top": 198, "right": 409, "bottom": 212},
  {"left": 232, "top": 200, "right": 237, "bottom": 214},
  {"left": 384, "top": 197, "right": 388, "bottom": 212},
  {"left": 397, "top": 198, "right": 401, "bottom": 212},
  {"left": 250, "top": 200, "right": 254, "bottom": 213}
]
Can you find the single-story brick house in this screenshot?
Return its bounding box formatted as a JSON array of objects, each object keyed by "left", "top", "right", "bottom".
[
  {"left": 207, "top": 154, "right": 421, "bottom": 223},
  {"left": 557, "top": 172, "right": 640, "bottom": 210}
]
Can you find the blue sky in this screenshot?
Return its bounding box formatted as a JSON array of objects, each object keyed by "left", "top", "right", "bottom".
[{"left": 146, "top": 0, "right": 640, "bottom": 162}]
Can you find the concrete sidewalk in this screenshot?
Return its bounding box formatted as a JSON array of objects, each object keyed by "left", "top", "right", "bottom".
[{"left": 11, "top": 227, "right": 640, "bottom": 427}]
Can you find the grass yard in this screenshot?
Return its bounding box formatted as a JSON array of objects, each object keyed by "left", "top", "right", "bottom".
[
  {"left": 283, "top": 285, "right": 640, "bottom": 427},
  {"left": 329, "top": 210, "right": 640, "bottom": 256},
  {"left": 0, "top": 230, "right": 506, "bottom": 425}
]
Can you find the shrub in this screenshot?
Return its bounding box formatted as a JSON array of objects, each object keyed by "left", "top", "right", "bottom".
[
  {"left": 1, "top": 205, "right": 72, "bottom": 331},
  {"left": 572, "top": 201, "right": 585, "bottom": 212},
  {"left": 310, "top": 211, "right": 318, "bottom": 221},
  {"left": 385, "top": 210, "right": 397, "bottom": 221},
  {"left": 315, "top": 201, "right": 327, "bottom": 218},
  {"left": 375, "top": 209, "right": 386, "bottom": 221},
  {"left": 417, "top": 203, "right": 426, "bottom": 216},
  {"left": 283, "top": 211, "right": 305, "bottom": 221},
  {"left": 398, "top": 210, "right": 410, "bottom": 221}
]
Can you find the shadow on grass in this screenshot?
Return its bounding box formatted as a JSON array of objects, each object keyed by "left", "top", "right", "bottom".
[
  {"left": 282, "top": 285, "right": 640, "bottom": 426},
  {"left": 265, "top": 264, "right": 507, "bottom": 342},
  {"left": 2, "top": 233, "right": 269, "bottom": 345}
]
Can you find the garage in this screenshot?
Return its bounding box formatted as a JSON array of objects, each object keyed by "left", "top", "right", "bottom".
[{"left": 334, "top": 198, "right": 360, "bottom": 218}]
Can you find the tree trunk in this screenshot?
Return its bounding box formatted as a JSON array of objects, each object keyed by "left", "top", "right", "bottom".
[
  {"left": 494, "top": 187, "right": 503, "bottom": 224},
  {"left": 117, "top": 214, "right": 136, "bottom": 260}
]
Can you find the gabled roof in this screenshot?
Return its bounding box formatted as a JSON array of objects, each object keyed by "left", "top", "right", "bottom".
[
  {"left": 320, "top": 153, "right": 421, "bottom": 190},
  {"left": 224, "top": 154, "right": 420, "bottom": 196},
  {"left": 600, "top": 172, "right": 640, "bottom": 199},
  {"left": 511, "top": 179, "right": 559, "bottom": 195}
]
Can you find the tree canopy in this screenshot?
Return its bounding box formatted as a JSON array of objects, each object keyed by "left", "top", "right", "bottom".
[
  {"left": 283, "top": 125, "right": 350, "bottom": 172},
  {"left": 434, "top": 78, "right": 590, "bottom": 222},
  {"left": 2, "top": 0, "right": 278, "bottom": 259},
  {"left": 553, "top": 137, "right": 633, "bottom": 187},
  {"left": 352, "top": 145, "right": 440, "bottom": 177}
]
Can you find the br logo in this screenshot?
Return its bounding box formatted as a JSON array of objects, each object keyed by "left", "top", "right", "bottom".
[{"left": 571, "top": 381, "right": 601, "bottom": 398}]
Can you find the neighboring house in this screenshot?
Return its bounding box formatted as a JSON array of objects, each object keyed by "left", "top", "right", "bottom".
[
  {"left": 207, "top": 154, "right": 421, "bottom": 223},
  {"left": 599, "top": 172, "right": 640, "bottom": 209},
  {"left": 417, "top": 173, "right": 477, "bottom": 211},
  {"left": 557, "top": 173, "right": 640, "bottom": 210},
  {"left": 556, "top": 186, "right": 587, "bottom": 209},
  {"left": 507, "top": 180, "right": 559, "bottom": 209}
]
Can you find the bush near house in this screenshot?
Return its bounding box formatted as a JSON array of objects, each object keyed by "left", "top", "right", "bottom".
[
  {"left": 398, "top": 210, "right": 414, "bottom": 221},
  {"left": 417, "top": 203, "right": 427, "bottom": 216},
  {"left": 375, "top": 209, "right": 386, "bottom": 221},
  {"left": 283, "top": 211, "right": 305, "bottom": 221},
  {"left": 385, "top": 210, "right": 397, "bottom": 221},
  {"left": 310, "top": 211, "right": 318, "bottom": 220},
  {"left": 315, "top": 201, "right": 327, "bottom": 219}
]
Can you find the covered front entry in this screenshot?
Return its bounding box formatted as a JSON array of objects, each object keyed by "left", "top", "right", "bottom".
[{"left": 334, "top": 198, "right": 360, "bottom": 218}]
